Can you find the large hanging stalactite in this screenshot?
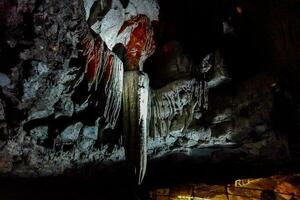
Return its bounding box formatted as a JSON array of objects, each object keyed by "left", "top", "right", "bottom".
[{"left": 122, "top": 71, "right": 150, "bottom": 185}]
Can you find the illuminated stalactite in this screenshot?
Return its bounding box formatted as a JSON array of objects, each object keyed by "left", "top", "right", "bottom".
[
  {"left": 103, "top": 55, "right": 123, "bottom": 129},
  {"left": 119, "top": 15, "right": 156, "bottom": 184},
  {"left": 82, "top": 36, "right": 104, "bottom": 85},
  {"left": 123, "top": 71, "right": 149, "bottom": 185},
  {"left": 81, "top": 33, "right": 123, "bottom": 129}
]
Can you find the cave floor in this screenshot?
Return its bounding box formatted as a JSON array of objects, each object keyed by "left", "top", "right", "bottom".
[{"left": 0, "top": 160, "right": 300, "bottom": 200}]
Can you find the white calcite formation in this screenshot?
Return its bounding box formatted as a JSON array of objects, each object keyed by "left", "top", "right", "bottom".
[
  {"left": 80, "top": 32, "right": 124, "bottom": 130},
  {"left": 151, "top": 79, "right": 208, "bottom": 138},
  {"left": 103, "top": 54, "right": 124, "bottom": 129},
  {"left": 85, "top": 0, "right": 159, "bottom": 51}
]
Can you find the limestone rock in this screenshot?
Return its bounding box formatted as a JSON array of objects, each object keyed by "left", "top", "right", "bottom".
[
  {"left": 59, "top": 122, "right": 83, "bottom": 144},
  {"left": 83, "top": 125, "right": 99, "bottom": 140}
]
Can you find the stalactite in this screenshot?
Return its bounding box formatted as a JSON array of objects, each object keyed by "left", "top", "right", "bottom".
[
  {"left": 103, "top": 54, "right": 123, "bottom": 129},
  {"left": 82, "top": 35, "right": 105, "bottom": 86},
  {"left": 81, "top": 33, "right": 123, "bottom": 130},
  {"left": 122, "top": 71, "right": 149, "bottom": 185}
]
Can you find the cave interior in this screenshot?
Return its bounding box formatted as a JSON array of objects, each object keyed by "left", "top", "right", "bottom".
[{"left": 0, "top": 0, "right": 300, "bottom": 199}]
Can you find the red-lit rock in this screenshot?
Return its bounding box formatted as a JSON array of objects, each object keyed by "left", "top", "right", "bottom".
[
  {"left": 82, "top": 36, "right": 104, "bottom": 83},
  {"left": 81, "top": 32, "right": 123, "bottom": 129},
  {"left": 119, "top": 15, "right": 156, "bottom": 70}
]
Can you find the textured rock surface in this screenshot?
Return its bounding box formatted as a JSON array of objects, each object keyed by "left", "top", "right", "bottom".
[
  {"left": 0, "top": 0, "right": 126, "bottom": 176},
  {"left": 150, "top": 78, "right": 208, "bottom": 138}
]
